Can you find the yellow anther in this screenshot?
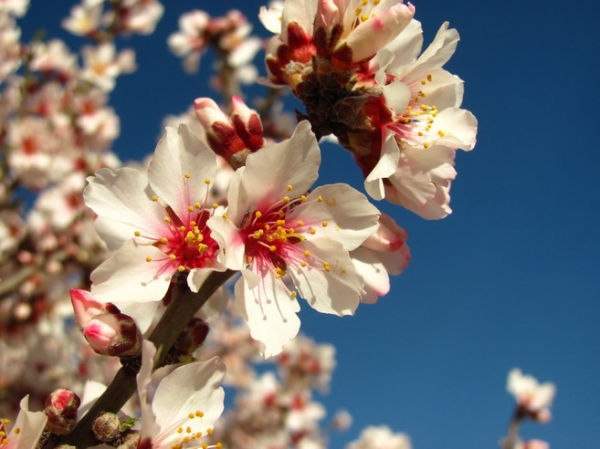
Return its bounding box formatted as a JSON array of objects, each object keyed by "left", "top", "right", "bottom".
[
  {"left": 254, "top": 211, "right": 263, "bottom": 219},
  {"left": 424, "top": 142, "right": 430, "bottom": 148},
  {"left": 178, "top": 265, "right": 185, "bottom": 272},
  {"left": 278, "top": 210, "right": 285, "bottom": 217},
  {"left": 355, "top": 7, "right": 362, "bottom": 15},
  {"left": 164, "top": 217, "right": 171, "bottom": 224},
  {"left": 300, "top": 195, "right": 307, "bottom": 202},
  {"left": 420, "top": 105, "right": 429, "bottom": 111},
  {"left": 286, "top": 184, "right": 293, "bottom": 191},
  {"left": 304, "top": 250, "right": 311, "bottom": 257},
  {"left": 190, "top": 221, "right": 197, "bottom": 226},
  {"left": 427, "top": 74, "right": 433, "bottom": 81},
  {"left": 184, "top": 173, "right": 191, "bottom": 179},
  {"left": 216, "top": 443, "right": 223, "bottom": 449},
  {"left": 169, "top": 255, "right": 176, "bottom": 260},
  {"left": 283, "top": 196, "right": 290, "bottom": 202},
  {"left": 406, "top": 105, "right": 413, "bottom": 110},
  {"left": 301, "top": 261, "right": 307, "bottom": 267},
  {"left": 205, "top": 260, "right": 212, "bottom": 266},
  {"left": 291, "top": 291, "right": 297, "bottom": 297},
  {"left": 202, "top": 444, "right": 208, "bottom": 449},
  {"left": 323, "top": 262, "right": 331, "bottom": 272},
  {"left": 253, "top": 231, "right": 262, "bottom": 239},
  {"left": 222, "top": 212, "right": 228, "bottom": 219},
  {"left": 146, "top": 257, "right": 152, "bottom": 262},
  {"left": 322, "top": 221, "right": 328, "bottom": 227},
  {"left": 418, "top": 131, "right": 424, "bottom": 136},
  {"left": 265, "top": 224, "right": 271, "bottom": 230},
  {"left": 207, "top": 428, "right": 214, "bottom": 435},
  {"left": 309, "top": 229, "right": 316, "bottom": 235},
  {"left": 317, "top": 195, "right": 323, "bottom": 202},
  {"left": 296, "top": 220, "right": 304, "bottom": 226},
  {"left": 195, "top": 411, "right": 204, "bottom": 417},
  {"left": 195, "top": 203, "right": 202, "bottom": 209},
  {"left": 151, "top": 195, "right": 158, "bottom": 202},
  {"left": 134, "top": 231, "right": 141, "bottom": 236},
  {"left": 13, "top": 429, "right": 19, "bottom": 436},
  {"left": 198, "top": 244, "right": 208, "bottom": 253},
  {"left": 188, "top": 206, "right": 194, "bottom": 212},
  {"left": 374, "top": 0, "right": 380, "bottom": 4},
  {"left": 361, "top": 14, "right": 369, "bottom": 21},
  {"left": 276, "top": 219, "right": 286, "bottom": 226},
  {"left": 421, "top": 79, "right": 427, "bottom": 85},
  {"left": 269, "top": 245, "right": 277, "bottom": 251},
  {"left": 179, "top": 226, "right": 186, "bottom": 232},
  {"left": 212, "top": 203, "right": 218, "bottom": 209},
  {"left": 186, "top": 427, "right": 192, "bottom": 433},
  {"left": 204, "top": 178, "right": 211, "bottom": 184},
  {"left": 161, "top": 237, "right": 168, "bottom": 243},
  {"left": 177, "top": 427, "right": 183, "bottom": 434}
]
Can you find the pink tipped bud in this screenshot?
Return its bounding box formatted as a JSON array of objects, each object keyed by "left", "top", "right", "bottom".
[
  {"left": 83, "top": 312, "right": 141, "bottom": 357},
  {"left": 194, "top": 97, "right": 246, "bottom": 160},
  {"left": 231, "top": 96, "right": 264, "bottom": 151},
  {"left": 44, "top": 389, "right": 81, "bottom": 435},
  {"left": 70, "top": 289, "right": 119, "bottom": 328}
]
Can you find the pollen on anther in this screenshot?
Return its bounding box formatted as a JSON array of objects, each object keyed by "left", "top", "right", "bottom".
[
  {"left": 146, "top": 257, "right": 152, "bottom": 262},
  {"left": 195, "top": 410, "right": 204, "bottom": 417},
  {"left": 204, "top": 178, "right": 211, "bottom": 185},
  {"left": 269, "top": 245, "right": 277, "bottom": 251},
  {"left": 207, "top": 428, "right": 214, "bottom": 435},
  {"left": 322, "top": 221, "right": 328, "bottom": 227},
  {"left": 427, "top": 74, "right": 433, "bottom": 81},
  {"left": 304, "top": 250, "right": 311, "bottom": 257},
  {"left": 184, "top": 173, "right": 191, "bottom": 179},
  {"left": 317, "top": 195, "right": 323, "bottom": 202},
  {"left": 195, "top": 202, "right": 202, "bottom": 209},
  {"left": 291, "top": 291, "right": 297, "bottom": 297},
  {"left": 169, "top": 255, "right": 176, "bottom": 260},
  {"left": 179, "top": 226, "right": 186, "bottom": 232},
  {"left": 424, "top": 142, "right": 430, "bottom": 148},
  {"left": 323, "top": 262, "right": 331, "bottom": 272},
  {"left": 177, "top": 265, "right": 185, "bottom": 272},
  {"left": 255, "top": 211, "right": 262, "bottom": 218},
  {"left": 286, "top": 184, "right": 293, "bottom": 191},
  {"left": 134, "top": 231, "right": 141, "bottom": 236},
  {"left": 164, "top": 217, "right": 171, "bottom": 224},
  {"left": 187, "top": 206, "right": 194, "bottom": 212},
  {"left": 301, "top": 261, "right": 307, "bottom": 267},
  {"left": 177, "top": 427, "right": 183, "bottom": 434},
  {"left": 300, "top": 195, "right": 307, "bottom": 202},
  {"left": 283, "top": 196, "right": 290, "bottom": 202},
  {"left": 309, "top": 229, "right": 316, "bottom": 235},
  {"left": 161, "top": 237, "right": 168, "bottom": 243}
]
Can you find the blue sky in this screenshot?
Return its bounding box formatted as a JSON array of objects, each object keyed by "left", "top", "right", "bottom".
[{"left": 19, "top": 0, "right": 600, "bottom": 448}]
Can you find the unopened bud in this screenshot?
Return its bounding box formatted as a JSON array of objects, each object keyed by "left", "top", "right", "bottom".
[
  {"left": 193, "top": 97, "right": 246, "bottom": 161},
  {"left": 173, "top": 318, "right": 210, "bottom": 355},
  {"left": 70, "top": 289, "right": 119, "bottom": 328},
  {"left": 92, "top": 412, "right": 121, "bottom": 442},
  {"left": 116, "top": 430, "right": 141, "bottom": 449},
  {"left": 83, "top": 312, "right": 141, "bottom": 357},
  {"left": 231, "top": 95, "right": 264, "bottom": 151},
  {"left": 44, "top": 389, "right": 81, "bottom": 435}
]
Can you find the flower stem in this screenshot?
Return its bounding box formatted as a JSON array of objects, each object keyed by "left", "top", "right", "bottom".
[{"left": 47, "top": 269, "right": 235, "bottom": 449}]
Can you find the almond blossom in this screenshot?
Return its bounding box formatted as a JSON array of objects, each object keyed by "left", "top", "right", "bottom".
[
  {"left": 137, "top": 342, "right": 225, "bottom": 449},
  {"left": 208, "top": 121, "right": 380, "bottom": 357},
  {"left": 507, "top": 368, "right": 556, "bottom": 423},
  {"left": 85, "top": 124, "right": 226, "bottom": 311}
]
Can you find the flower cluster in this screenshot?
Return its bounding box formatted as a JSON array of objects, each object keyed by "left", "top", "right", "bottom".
[{"left": 260, "top": 0, "right": 477, "bottom": 218}]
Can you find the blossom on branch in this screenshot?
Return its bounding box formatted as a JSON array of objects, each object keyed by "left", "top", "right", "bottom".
[
  {"left": 85, "top": 125, "right": 226, "bottom": 311},
  {"left": 507, "top": 368, "right": 556, "bottom": 423},
  {"left": 208, "top": 121, "right": 380, "bottom": 357}
]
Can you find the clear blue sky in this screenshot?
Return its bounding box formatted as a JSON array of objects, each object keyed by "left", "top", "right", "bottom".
[{"left": 19, "top": 0, "right": 600, "bottom": 448}]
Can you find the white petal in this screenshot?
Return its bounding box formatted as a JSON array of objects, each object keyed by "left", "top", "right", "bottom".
[
  {"left": 13, "top": 396, "right": 47, "bottom": 449},
  {"left": 234, "top": 273, "right": 301, "bottom": 358},
  {"left": 431, "top": 108, "right": 478, "bottom": 150},
  {"left": 290, "top": 239, "right": 362, "bottom": 315},
  {"left": 241, "top": 120, "right": 320, "bottom": 209},
  {"left": 206, "top": 215, "right": 246, "bottom": 271},
  {"left": 84, "top": 168, "right": 165, "bottom": 250},
  {"left": 91, "top": 240, "right": 173, "bottom": 305},
  {"left": 365, "top": 131, "right": 400, "bottom": 199},
  {"left": 152, "top": 358, "right": 225, "bottom": 445},
  {"left": 148, "top": 125, "right": 217, "bottom": 214},
  {"left": 404, "top": 22, "right": 459, "bottom": 80},
  {"left": 281, "top": 0, "right": 318, "bottom": 42},
  {"left": 350, "top": 247, "right": 390, "bottom": 304},
  {"left": 295, "top": 184, "right": 380, "bottom": 251}
]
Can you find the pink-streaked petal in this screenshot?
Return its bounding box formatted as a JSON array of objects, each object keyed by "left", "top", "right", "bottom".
[
  {"left": 350, "top": 247, "right": 390, "bottom": 304},
  {"left": 281, "top": 0, "right": 317, "bottom": 42},
  {"left": 382, "top": 81, "right": 411, "bottom": 113},
  {"left": 91, "top": 240, "right": 173, "bottom": 305},
  {"left": 148, "top": 125, "right": 217, "bottom": 214},
  {"left": 234, "top": 273, "right": 301, "bottom": 358},
  {"left": 206, "top": 215, "right": 246, "bottom": 271},
  {"left": 375, "top": 18, "right": 423, "bottom": 73},
  {"left": 290, "top": 239, "right": 362, "bottom": 315},
  {"left": 241, "top": 120, "right": 320, "bottom": 209},
  {"left": 84, "top": 168, "right": 165, "bottom": 250},
  {"left": 295, "top": 184, "right": 380, "bottom": 251}
]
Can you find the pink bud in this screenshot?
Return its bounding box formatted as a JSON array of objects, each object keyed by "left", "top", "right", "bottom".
[
  {"left": 70, "top": 289, "right": 118, "bottom": 328},
  {"left": 45, "top": 389, "right": 81, "bottom": 435},
  {"left": 83, "top": 312, "right": 141, "bottom": 357},
  {"left": 231, "top": 96, "right": 264, "bottom": 151},
  {"left": 194, "top": 97, "right": 246, "bottom": 160}
]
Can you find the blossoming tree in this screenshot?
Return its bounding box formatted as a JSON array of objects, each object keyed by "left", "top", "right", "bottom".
[{"left": 0, "top": 0, "right": 555, "bottom": 448}]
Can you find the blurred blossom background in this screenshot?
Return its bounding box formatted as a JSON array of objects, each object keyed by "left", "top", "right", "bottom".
[{"left": 14, "top": 0, "right": 600, "bottom": 447}]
